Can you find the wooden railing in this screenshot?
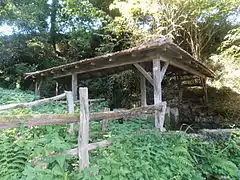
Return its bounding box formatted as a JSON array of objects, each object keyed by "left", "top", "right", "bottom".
[
  {"left": 0, "top": 87, "right": 164, "bottom": 170},
  {"left": 0, "top": 104, "right": 162, "bottom": 129},
  {"left": 0, "top": 93, "right": 66, "bottom": 111}
]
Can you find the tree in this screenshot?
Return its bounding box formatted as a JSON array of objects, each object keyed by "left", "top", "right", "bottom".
[
  {"left": 50, "top": 0, "right": 59, "bottom": 51},
  {"left": 0, "top": 0, "right": 50, "bottom": 33},
  {"left": 210, "top": 26, "right": 240, "bottom": 91},
  {"left": 110, "top": 0, "right": 240, "bottom": 62}
]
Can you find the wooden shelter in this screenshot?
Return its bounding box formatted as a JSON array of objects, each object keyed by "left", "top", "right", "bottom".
[{"left": 25, "top": 37, "right": 215, "bottom": 131}]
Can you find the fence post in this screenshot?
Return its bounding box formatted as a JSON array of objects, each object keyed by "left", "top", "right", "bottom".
[
  {"left": 101, "top": 107, "right": 110, "bottom": 133},
  {"left": 78, "top": 87, "right": 89, "bottom": 171},
  {"left": 66, "top": 91, "right": 75, "bottom": 134}
]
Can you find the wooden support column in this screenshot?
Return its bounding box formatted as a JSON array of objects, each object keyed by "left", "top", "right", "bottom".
[
  {"left": 140, "top": 74, "right": 147, "bottom": 106},
  {"left": 35, "top": 81, "right": 38, "bottom": 96},
  {"left": 78, "top": 87, "right": 89, "bottom": 171},
  {"left": 153, "top": 59, "right": 164, "bottom": 131},
  {"left": 177, "top": 75, "right": 183, "bottom": 108},
  {"left": 201, "top": 78, "right": 208, "bottom": 104},
  {"left": 35, "top": 78, "right": 42, "bottom": 97},
  {"left": 72, "top": 73, "right": 78, "bottom": 101},
  {"left": 134, "top": 62, "right": 169, "bottom": 86},
  {"left": 55, "top": 81, "right": 59, "bottom": 96}
]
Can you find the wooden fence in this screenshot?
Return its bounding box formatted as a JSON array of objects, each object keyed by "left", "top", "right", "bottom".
[{"left": 0, "top": 87, "right": 164, "bottom": 170}]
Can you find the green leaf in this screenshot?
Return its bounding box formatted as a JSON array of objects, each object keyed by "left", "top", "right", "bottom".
[
  {"left": 214, "top": 159, "right": 238, "bottom": 177},
  {"left": 54, "top": 155, "right": 66, "bottom": 169},
  {"left": 52, "top": 164, "right": 64, "bottom": 176}
]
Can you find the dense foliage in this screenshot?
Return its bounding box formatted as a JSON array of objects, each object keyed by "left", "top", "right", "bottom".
[
  {"left": 1, "top": 122, "right": 239, "bottom": 180},
  {"left": 210, "top": 26, "right": 240, "bottom": 91},
  {"left": 0, "top": 0, "right": 239, "bottom": 88},
  {"left": 0, "top": 85, "right": 239, "bottom": 180},
  {"left": 0, "top": 1, "right": 240, "bottom": 178}
]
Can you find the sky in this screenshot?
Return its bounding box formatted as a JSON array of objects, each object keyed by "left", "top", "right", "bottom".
[
  {"left": 0, "top": 0, "right": 52, "bottom": 36},
  {"left": 0, "top": 3, "right": 239, "bottom": 36},
  {"left": 0, "top": 24, "right": 14, "bottom": 36}
]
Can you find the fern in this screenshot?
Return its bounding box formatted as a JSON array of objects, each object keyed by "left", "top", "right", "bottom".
[{"left": 0, "top": 134, "right": 28, "bottom": 180}]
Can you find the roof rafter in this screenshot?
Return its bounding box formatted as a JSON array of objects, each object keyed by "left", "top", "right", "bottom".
[{"left": 25, "top": 37, "right": 215, "bottom": 80}]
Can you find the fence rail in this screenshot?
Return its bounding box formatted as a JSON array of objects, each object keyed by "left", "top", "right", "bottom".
[
  {"left": 0, "top": 87, "right": 165, "bottom": 171},
  {"left": 0, "top": 104, "right": 162, "bottom": 129},
  {"left": 0, "top": 94, "right": 105, "bottom": 112},
  {"left": 0, "top": 93, "right": 66, "bottom": 111}
]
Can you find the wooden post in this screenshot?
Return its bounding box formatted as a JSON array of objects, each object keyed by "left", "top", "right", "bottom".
[
  {"left": 35, "top": 81, "right": 38, "bottom": 96},
  {"left": 78, "top": 87, "right": 89, "bottom": 170},
  {"left": 153, "top": 59, "right": 164, "bottom": 131},
  {"left": 201, "top": 78, "right": 208, "bottom": 104},
  {"left": 55, "top": 81, "right": 59, "bottom": 96},
  {"left": 35, "top": 79, "right": 42, "bottom": 97},
  {"left": 177, "top": 75, "right": 183, "bottom": 108},
  {"left": 140, "top": 74, "right": 147, "bottom": 106},
  {"left": 101, "top": 107, "right": 110, "bottom": 132},
  {"left": 66, "top": 91, "right": 75, "bottom": 134},
  {"left": 72, "top": 73, "right": 78, "bottom": 101},
  {"left": 160, "top": 101, "right": 167, "bottom": 130}
]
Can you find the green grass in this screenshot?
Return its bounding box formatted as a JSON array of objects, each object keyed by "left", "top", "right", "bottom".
[{"left": 0, "top": 88, "right": 239, "bottom": 179}]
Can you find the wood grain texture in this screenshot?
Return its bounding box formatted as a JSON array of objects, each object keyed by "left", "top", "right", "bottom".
[
  {"left": 153, "top": 59, "right": 163, "bottom": 131},
  {"left": 134, "top": 63, "right": 154, "bottom": 85},
  {"left": 140, "top": 74, "right": 147, "bottom": 106},
  {"left": 25, "top": 37, "right": 215, "bottom": 80},
  {"left": 66, "top": 91, "right": 75, "bottom": 134},
  {"left": 66, "top": 140, "right": 111, "bottom": 155},
  {"left": 0, "top": 104, "right": 163, "bottom": 129},
  {"left": 72, "top": 73, "right": 78, "bottom": 101},
  {"left": 101, "top": 107, "right": 110, "bottom": 132},
  {"left": 161, "top": 62, "right": 169, "bottom": 82},
  {"left": 78, "top": 87, "right": 89, "bottom": 170}
]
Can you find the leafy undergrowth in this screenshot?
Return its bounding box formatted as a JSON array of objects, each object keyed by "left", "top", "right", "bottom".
[
  {"left": 0, "top": 119, "right": 239, "bottom": 180},
  {"left": 0, "top": 88, "right": 240, "bottom": 179},
  {"left": 0, "top": 87, "right": 67, "bottom": 115},
  {"left": 0, "top": 87, "right": 106, "bottom": 115},
  {"left": 0, "top": 87, "right": 36, "bottom": 105}
]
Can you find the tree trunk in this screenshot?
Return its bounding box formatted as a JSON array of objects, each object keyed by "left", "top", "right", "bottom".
[{"left": 50, "top": 0, "right": 58, "bottom": 51}]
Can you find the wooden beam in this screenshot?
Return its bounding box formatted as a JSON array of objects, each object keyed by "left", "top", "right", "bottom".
[
  {"left": 140, "top": 74, "right": 147, "bottom": 106},
  {"left": 66, "top": 140, "right": 111, "bottom": 155},
  {"left": 160, "top": 56, "right": 207, "bottom": 78},
  {"left": 78, "top": 87, "right": 90, "bottom": 170},
  {"left": 0, "top": 104, "right": 163, "bottom": 129},
  {"left": 53, "top": 52, "right": 157, "bottom": 79},
  {"left": 34, "top": 140, "right": 111, "bottom": 167},
  {"left": 160, "top": 62, "right": 169, "bottom": 82},
  {"left": 72, "top": 73, "right": 78, "bottom": 101},
  {"left": 52, "top": 53, "right": 209, "bottom": 80},
  {"left": 153, "top": 59, "right": 164, "bottom": 131},
  {"left": 134, "top": 63, "right": 154, "bottom": 86},
  {"left": 182, "top": 83, "right": 202, "bottom": 87}
]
